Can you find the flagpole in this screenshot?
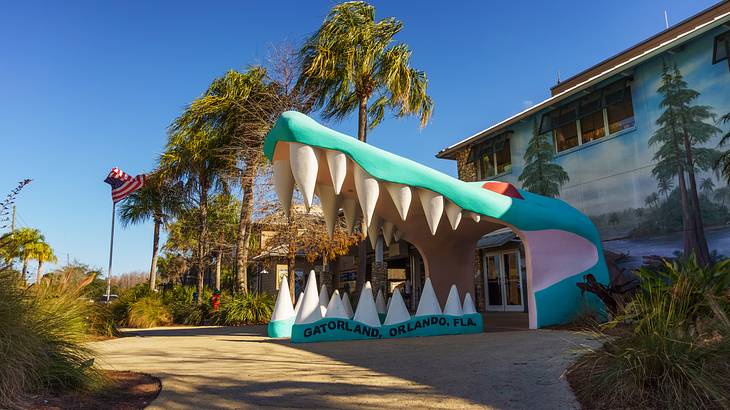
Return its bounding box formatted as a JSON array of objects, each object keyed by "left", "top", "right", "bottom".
[{"left": 106, "top": 201, "right": 116, "bottom": 303}]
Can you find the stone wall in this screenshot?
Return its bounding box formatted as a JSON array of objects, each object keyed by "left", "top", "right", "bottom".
[{"left": 455, "top": 148, "right": 478, "bottom": 182}]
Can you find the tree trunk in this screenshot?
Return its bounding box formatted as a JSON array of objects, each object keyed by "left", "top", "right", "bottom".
[
  {"left": 197, "top": 172, "right": 209, "bottom": 305},
  {"left": 215, "top": 248, "right": 222, "bottom": 291},
  {"left": 36, "top": 260, "right": 44, "bottom": 285},
  {"left": 355, "top": 96, "right": 369, "bottom": 294},
  {"left": 236, "top": 158, "right": 260, "bottom": 295},
  {"left": 22, "top": 257, "right": 29, "bottom": 280},
  {"left": 357, "top": 96, "right": 368, "bottom": 143},
  {"left": 149, "top": 219, "right": 161, "bottom": 291},
  {"left": 356, "top": 235, "right": 367, "bottom": 295},
  {"left": 286, "top": 218, "right": 297, "bottom": 303},
  {"left": 288, "top": 249, "right": 296, "bottom": 304},
  {"left": 672, "top": 137, "right": 698, "bottom": 259},
  {"left": 682, "top": 128, "right": 710, "bottom": 265}
]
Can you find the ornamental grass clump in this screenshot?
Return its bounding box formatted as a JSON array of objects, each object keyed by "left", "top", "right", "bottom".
[
  {"left": 127, "top": 295, "right": 172, "bottom": 328},
  {"left": 217, "top": 292, "right": 274, "bottom": 325},
  {"left": 568, "top": 257, "right": 730, "bottom": 409},
  {"left": 0, "top": 267, "right": 103, "bottom": 409}
]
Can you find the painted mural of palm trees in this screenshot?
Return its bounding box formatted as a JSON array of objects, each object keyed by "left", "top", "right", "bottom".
[
  {"left": 648, "top": 63, "right": 721, "bottom": 265},
  {"left": 657, "top": 178, "right": 674, "bottom": 201},
  {"left": 715, "top": 112, "right": 730, "bottom": 181},
  {"left": 700, "top": 177, "right": 715, "bottom": 198},
  {"left": 644, "top": 192, "right": 660, "bottom": 209}
]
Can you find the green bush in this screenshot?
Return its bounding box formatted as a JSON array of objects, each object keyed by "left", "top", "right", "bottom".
[
  {"left": 110, "top": 283, "right": 153, "bottom": 324},
  {"left": 162, "top": 284, "right": 211, "bottom": 325},
  {"left": 569, "top": 258, "right": 730, "bottom": 409},
  {"left": 0, "top": 268, "right": 103, "bottom": 408},
  {"left": 217, "top": 292, "right": 274, "bottom": 325},
  {"left": 127, "top": 296, "right": 172, "bottom": 328},
  {"left": 84, "top": 303, "right": 120, "bottom": 338}
]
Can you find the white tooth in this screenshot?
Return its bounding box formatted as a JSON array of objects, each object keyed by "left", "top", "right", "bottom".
[
  {"left": 384, "top": 182, "right": 412, "bottom": 221},
  {"left": 382, "top": 221, "right": 394, "bottom": 247},
  {"left": 445, "top": 201, "right": 462, "bottom": 230},
  {"left": 316, "top": 184, "right": 338, "bottom": 239},
  {"left": 325, "top": 150, "right": 347, "bottom": 195},
  {"left": 418, "top": 189, "right": 444, "bottom": 236},
  {"left": 393, "top": 230, "right": 402, "bottom": 242},
  {"left": 341, "top": 198, "right": 359, "bottom": 232},
  {"left": 443, "top": 284, "right": 464, "bottom": 316},
  {"left": 384, "top": 289, "right": 411, "bottom": 325},
  {"left": 289, "top": 142, "right": 318, "bottom": 210},
  {"left": 353, "top": 164, "right": 379, "bottom": 228},
  {"left": 367, "top": 216, "right": 381, "bottom": 249},
  {"left": 468, "top": 212, "right": 481, "bottom": 223},
  {"left": 272, "top": 159, "right": 294, "bottom": 216}
]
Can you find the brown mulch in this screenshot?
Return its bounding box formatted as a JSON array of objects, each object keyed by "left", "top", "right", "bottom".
[{"left": 26, "top": 371, "right": 161, "bottom": 410}]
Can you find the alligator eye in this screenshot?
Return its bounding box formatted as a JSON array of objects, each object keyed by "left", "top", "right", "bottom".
[{"left": 481, "top": 181, "right": 524, "bottom": 200}]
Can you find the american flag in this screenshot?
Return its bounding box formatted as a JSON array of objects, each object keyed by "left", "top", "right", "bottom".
[{"left": 104, "top": 167, "right": 146, "bottom": 203}]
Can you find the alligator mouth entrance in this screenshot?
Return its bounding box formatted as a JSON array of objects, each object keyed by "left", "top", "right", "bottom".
[
  {"left": 272, "top": 140, "right": 516, "bottom": 312},
  {"left": 266, "top": 112, "right": 608, "bottom": 330}
]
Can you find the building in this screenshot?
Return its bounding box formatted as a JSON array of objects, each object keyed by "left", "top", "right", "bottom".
[{"left": 436, "top": 2, "right": 730, "bottom": 314}]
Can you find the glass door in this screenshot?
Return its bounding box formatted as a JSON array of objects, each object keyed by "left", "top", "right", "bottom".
[
  {"left": 502, "top": 250, "right": 524, "bottom": 311},
  {"left": 483, "top": 250, "right": 524, "bottom": 312},
  {"left": 484, "top": 253, "right": 503, "bottom": 311}
]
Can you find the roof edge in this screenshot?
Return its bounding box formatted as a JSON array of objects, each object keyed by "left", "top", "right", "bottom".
[{"left": 436, "top": 8, "right": 730, "bottom": 160}]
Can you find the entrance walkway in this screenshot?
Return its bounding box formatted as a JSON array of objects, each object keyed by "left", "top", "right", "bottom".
[{"left": 92, "top": 326, "right": 598, "bottom": 409}]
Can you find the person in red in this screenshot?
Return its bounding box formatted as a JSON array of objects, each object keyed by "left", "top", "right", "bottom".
[{"left": 211, "top": 289, "right": 221, "bottom": 311}]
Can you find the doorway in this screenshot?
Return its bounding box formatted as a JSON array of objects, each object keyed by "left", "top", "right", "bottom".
[{"left": 483, "top": 250, "right": 524, "bottom": 312}]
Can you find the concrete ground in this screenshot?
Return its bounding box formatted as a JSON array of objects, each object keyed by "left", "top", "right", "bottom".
[{"left": 92, "top": 326, "right": 598, "bottom": 409}]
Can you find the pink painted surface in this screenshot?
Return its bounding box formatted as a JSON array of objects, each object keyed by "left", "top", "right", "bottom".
[{"left": 521, "top": 229, "right": 599, "bottom": 292}]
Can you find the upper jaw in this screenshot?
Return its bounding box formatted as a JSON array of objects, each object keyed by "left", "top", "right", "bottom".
[
  {"left": 264, "top": 111, "right": 600, "bottom": 244},
  {"left": 272, "top": 139, "right": 489, "bottom": 241}
]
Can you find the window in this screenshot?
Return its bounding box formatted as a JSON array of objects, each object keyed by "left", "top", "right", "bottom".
[
  {"left": 605, "top": 80, "right": 635, "bottom": 133},
  {"left": 713, "top": 31, "right": 729, "bottom": 66},
  {"left": 540, "top": 79, "right": 635, "bottom": 153},
  {"left": 473, "top": 134, "right": 512, "bottom": 179},
  {"left": 579, "top": 91, "right": 605, "bottom": 143}
]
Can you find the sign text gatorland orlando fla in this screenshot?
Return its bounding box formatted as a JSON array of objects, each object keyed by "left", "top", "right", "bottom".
[{"left": 292, "top": 314, "right": 483, "bottom": 343}]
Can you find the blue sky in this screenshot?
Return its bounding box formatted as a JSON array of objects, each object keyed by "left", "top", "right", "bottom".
[{"left": 0, "top": 0, "right": 718, "bottom": 276}]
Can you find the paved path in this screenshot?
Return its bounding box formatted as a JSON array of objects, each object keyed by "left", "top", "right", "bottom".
[{"left": 92, "top": 326, "right": 598, "bottom": 409}]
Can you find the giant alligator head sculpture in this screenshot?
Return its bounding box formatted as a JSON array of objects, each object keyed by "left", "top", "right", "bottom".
[{"left": 264, "top": 111, "right": 608, "bottom": 330}]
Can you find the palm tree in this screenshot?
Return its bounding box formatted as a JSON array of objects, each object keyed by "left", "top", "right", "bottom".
[
  {"left": 118, "top": 173, "right": 182, "bottom": 290},
  {"left": 160, "top": 126, "right": 228, "bottom": 304},
  {"left": 0, "top": 227, "right": 44, "bottom": 278},
  {"left": 716, "top": 112, "right": 730, "bottom": 182},
  {"left": 298, "top": 1, "right": 433, "bottom": 293},
  {"left": 657, "top": 177, "right": 674, "bottom": 201},
  {"left": 699, "top": 177, "right": 715, "bottom": 198},
  {"left": 174, "top": 67, "right": 286, "bottom": 294},
  {"left": 30, "top": 241, "right": 56, "bottom": 285},
  {"left": 299, "top": 1, "right": 433, "bottom": 143},
  {"left": 644, "top": 192, "right": 660, "bottom": 209}
]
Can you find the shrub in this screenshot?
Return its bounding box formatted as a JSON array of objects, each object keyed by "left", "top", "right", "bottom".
[
  {"left": 110, "top": 283, "right": 153, "bottom": 325},
  {"left": 568, "top": 258, "right": 730, "bottom": 409},
  {"left": 162, "top": 284, "right": 211, "bottom": 325},
  {"left": 126, "top": 296, "right": 172, "bottom": 328},
  {"left": 217, "top": 292, "right": 274, "bottom": 325},
  {"left": 84, "top": 303, "right": 120, "bottom": 338},
  {"left": 0, "top": 268, "right": 103, "bottom": 408}
]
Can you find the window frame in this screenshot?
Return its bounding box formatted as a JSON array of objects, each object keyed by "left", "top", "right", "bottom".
[
  {"left": 474, "top": 133, "right": 513, "bottom": 180},
  {"left": 543, "top": 79, "right": 634, "bottom": 154},
  {"left": 712, "top": 31, "right": 729, "bottom": 65}
]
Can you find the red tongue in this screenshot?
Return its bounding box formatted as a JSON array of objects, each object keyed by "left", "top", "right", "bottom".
[{"left": 481, "top": 181, "right": 524, "bottom": 199}]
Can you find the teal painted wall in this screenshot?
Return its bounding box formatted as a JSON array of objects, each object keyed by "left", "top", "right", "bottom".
[{"left": 491, "top": 26, "right": 730, "bottom": 266}]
